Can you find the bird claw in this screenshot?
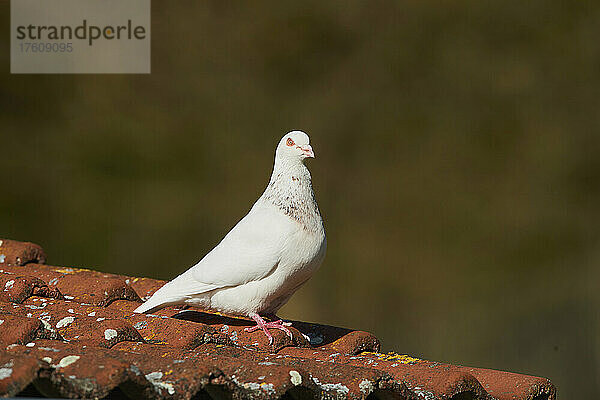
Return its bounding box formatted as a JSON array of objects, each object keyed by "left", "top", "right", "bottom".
[
  {"left": 246, "top": 315, "right": 294, "bottom": 344},
  {"left": 268, "top": 320, "right": 294, "bottom": 339}
]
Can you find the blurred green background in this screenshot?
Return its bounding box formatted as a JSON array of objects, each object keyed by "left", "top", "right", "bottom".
[{"left": 2, "top": 1, "right": 599, "bottom": 397}]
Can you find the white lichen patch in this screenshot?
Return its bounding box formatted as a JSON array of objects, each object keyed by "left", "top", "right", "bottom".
[
  {"left": 260, "top": 383, "right": 275, "bottom": 394},
  {"left": 130, "top": 365, "right": 142, "bottom": 376},
  {"left": 0, "top": 255, "right": 5, "bottom": 264},
  {"left": 145, "top": 371, "right": 175, "bottom": 395},
  {"left": 133, "top": 321, "right": 148, "bottom": 330},
  {"left": 25, "top": 342, "right": 35, "bottom": 347},
  {"left": 359, "top": 379, "right": 374, "bottom": 395},
  {"left": 88, "top": 312, "right": 96, "bottom": 317},
  {"left": 243, "top": 382, "right": 260, "bottom": 390},
  {"left": 56, "top": 316, "right": 75, "bottom": 328},
  {"left": 96, "top": 317, "right": 105, "bottom": 322},
  {"left": 57, "top": 355, "right": 80, "bottom": 368},
  {"left": 0, "top": 367, "right": 12, "bottom": 380},
  {"left": 0, "top": 361, "right": 14, "bottom": 381},
  {"left": 67, "top": 309, "right": 74, "bottom": 313},
  {"left": 0, "top": 319, "right": 4, "bottom": 326},
  {"left": 4, "top": 280, "right": 14, "bottom": 291},
  {"left": 412, "top": 387, "right": 436, "bottom": 400},
  {"left": 39, "top": 347, "right": 60, "bottom": 352},
  {"left": 42, "top": 357, "right": 52, "bottom": 364},
  {"left": 289, "top": 370, "right": 302, "bottom": 386},
  {"left": 25, "top": 304, "right": 47, "bottom": 310},
  {"left": 40, "top": 319, "right": 53, "bottom": 331},
  {"left": 145, "top": 371, "right": 162, "bottom": 380},
  {"left": 235, "top": 380, "right": 276, "bottom": 395},
  {"left": 311, "top": 376, "right": 349, "bottom": 395},
  {"left": 104, "top": 329, "right": 118, "bottom": 340}
]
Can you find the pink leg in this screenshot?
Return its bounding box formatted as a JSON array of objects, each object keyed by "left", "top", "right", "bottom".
[{"left": 245, "top": 313, "right": 293, "bottom": 344}]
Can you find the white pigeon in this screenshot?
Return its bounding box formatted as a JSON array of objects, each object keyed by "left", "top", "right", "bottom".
[{"left": 134, "top": 130, "right": 326, "bottom": 343}]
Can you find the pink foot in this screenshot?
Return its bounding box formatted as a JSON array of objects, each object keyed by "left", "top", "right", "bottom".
[{"left": 245, "top": 313, "right": 293, "bottom": 344}]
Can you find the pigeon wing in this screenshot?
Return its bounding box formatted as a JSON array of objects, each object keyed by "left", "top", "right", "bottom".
[
  {"left": 190, "top": 204, "right": 291, "bottom": 288},
  {"left": 134, "top": 204, "right": 292, "bottom": 313}
]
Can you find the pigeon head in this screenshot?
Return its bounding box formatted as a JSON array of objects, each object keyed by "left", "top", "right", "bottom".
[{"left": 276, "top": 130, "right": 314, "bottom": 162}]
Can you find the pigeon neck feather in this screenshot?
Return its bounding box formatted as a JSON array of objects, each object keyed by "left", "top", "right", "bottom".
[{"left": 260, "top": 156, "right": 322, "bottom": 232}]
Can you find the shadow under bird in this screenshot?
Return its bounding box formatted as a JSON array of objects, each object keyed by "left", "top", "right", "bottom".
[{"left": 134, "top": 130, "right": 327, "bottom": 343}]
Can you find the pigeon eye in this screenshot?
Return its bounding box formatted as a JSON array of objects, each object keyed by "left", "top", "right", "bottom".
[{"left": 286, "top": 138, "right": 295, "bottom": 146}]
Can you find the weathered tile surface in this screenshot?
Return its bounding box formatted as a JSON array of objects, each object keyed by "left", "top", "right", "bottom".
[{"left": 0, "top": 238, "right": 556, "bottom": 399}]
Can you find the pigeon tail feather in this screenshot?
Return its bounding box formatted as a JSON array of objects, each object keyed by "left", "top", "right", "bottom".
[
  {"left": 133, "top": 271, "right": 219, "bottom": 314},
  {"left": 134, "top": 299, "right": 165, "bottom": 314}
]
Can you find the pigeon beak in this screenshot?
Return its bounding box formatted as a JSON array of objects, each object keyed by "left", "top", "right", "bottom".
[{"left": 300, "top": 145, "right": 315, "bottom": 158}]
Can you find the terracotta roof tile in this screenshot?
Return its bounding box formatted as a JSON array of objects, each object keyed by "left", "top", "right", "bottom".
[
  {"left": 0, "top": 274, "right": 62, "bottom": 304},
  {"left": 0, "top": 313, "right": 61, "bottom": 348},
  {"left": 0, "top": 263, "right": 141, "bottom": 306},
  {"left": 0, "top": 238, "right": 557, "bottom": 399},
  {"left": 0, "top": 350, "right": 44, "bottom": 397},
  {"left": 0, "top": 239, "right": 46, "bottom": 267}
]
